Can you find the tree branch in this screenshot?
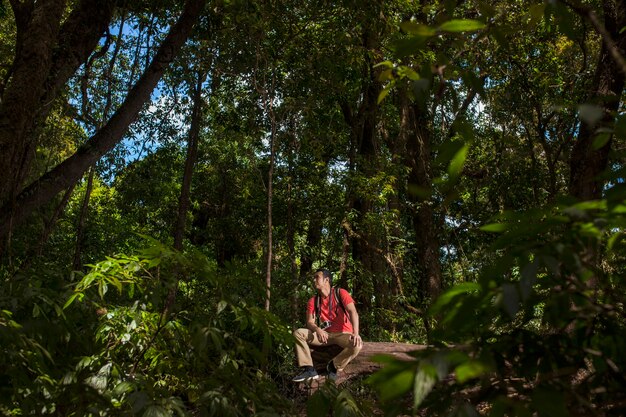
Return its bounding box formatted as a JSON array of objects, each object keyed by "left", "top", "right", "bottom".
[{"left": 0, "top": 0, "right": 209, "bottom": 239}]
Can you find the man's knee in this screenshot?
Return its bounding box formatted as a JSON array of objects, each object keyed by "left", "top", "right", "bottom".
[
  {"left": 293, "top": 328, "right": 308, "bottom": 342},
  {"left": 349, "top": 343, "right": 362, "bottom": 356}
]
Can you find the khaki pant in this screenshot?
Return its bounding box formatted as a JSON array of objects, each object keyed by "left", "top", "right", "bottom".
[{"left": 293, "top": 328, "right": 361, "bottom": 371}]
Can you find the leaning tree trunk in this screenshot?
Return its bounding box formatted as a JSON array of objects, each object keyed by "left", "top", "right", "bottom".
[
  {"left": 0, "top": 0, "right": 208, "bottom": 243},
  {"left": 0, "top": 0, "right": 116, "bottom": 207},
  {"left": 569, "top": 0, "right": 626, "bottom": 201}
]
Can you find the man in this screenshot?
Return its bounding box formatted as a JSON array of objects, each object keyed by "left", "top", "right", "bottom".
[{"left": 292, "top": 268, "right": 362, "bottom": 382}]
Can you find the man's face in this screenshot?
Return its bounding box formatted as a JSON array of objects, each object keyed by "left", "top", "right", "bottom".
[{"left": 312, "top": 272, "right": 326, "bottom": 290}]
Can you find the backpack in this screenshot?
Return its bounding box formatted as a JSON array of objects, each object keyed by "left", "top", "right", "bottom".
[{"left": 314, "top": 287, "right": 348, "bottom": 326}]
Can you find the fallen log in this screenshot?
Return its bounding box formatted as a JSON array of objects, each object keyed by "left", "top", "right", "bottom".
[{"left": 303, "top": 342, "right": 426, "bottom": 388}]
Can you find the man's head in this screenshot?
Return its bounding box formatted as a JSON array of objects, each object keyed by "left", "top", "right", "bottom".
[{"left": 313, "top": 268, "right": 332, "bottom": 292}]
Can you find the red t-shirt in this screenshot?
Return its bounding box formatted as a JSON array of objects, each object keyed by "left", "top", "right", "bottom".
[{"left": 306, "top": 288, "right": 354, "bottom": 333}]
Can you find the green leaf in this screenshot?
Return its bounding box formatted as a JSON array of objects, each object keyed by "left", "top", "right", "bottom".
[
  {"left": 307, "top": 390, "right": 331, "bottom": 417},
  {"left": 438, "top": 19, "right": 485, "bottom": 33},
  {"left": 378, "top": 81, "right": 395, "bottom": 104},
  {"left": 448, "top": 143, "right": 469, "bottom": 178},
  {"left": 113, "top": 381, "right": 134, "bottom": 396},
  {"left": 400, "top": 21, "right": 436, "bottom": 36},
  {"left": 63, "top": 292, "right": 84, "bottom": 309},
  {"left": 480, "top": 223, "right": 508, "bottom": 232},
  {"left": 379, "top": 369, "right": 414, "bottom": 401},
  {"left": 397, "top": 66, "right": 420, "bottom": 81},
  {"left": 413, "top": 366, "right": 437, "bottom": 408},
  {"left": 592, "top": 132, "right": 611, "bottom": 150},
  {"left": 143, "top": 405, "right": 170, "bottom": 417},
  {"left": 430, "top": 282, "right": 481, "bottom": 314},
  {"left": 454, "top": 360, "right": 489, "bottom": 383},
  {"left": 374, "top": 60, "right": 394, "bottom": 69}
]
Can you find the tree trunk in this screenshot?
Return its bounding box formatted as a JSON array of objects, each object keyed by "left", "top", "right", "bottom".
[
  {"left": 173, "top": 71, "right": 206, "bottom": 251},
  {"left": 265, "top": 115, "right": 275, "bottom": 312},
  {"left": 165, "top": 70, "right": 206, "bottom": 318},
  {"left": 569, "top": 0, "right": 626, "bottom": 200},
  {"left": 72, "top": 168, "right": 94, "bottom": 271},
  {"left": 287, "top": 135, "right": 299, "bottom": 323},
  {"left": 0, "top": 0, "right": 208, "bottom": 243},
  {"left": 405, "top": 100, "right": 443, "bottom": 305},
  {"left": 341, "top": 29, "right": 383, "bottom": 312},
  {"left": 0, "top": 0, "right": 116, "bottom": 205}
]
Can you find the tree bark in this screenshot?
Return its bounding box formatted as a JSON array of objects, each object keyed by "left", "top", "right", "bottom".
[
  {"left": 72, "top": 168, "right": 94, "bottom": 271},
  {"left": 569, "top": 0, "right": 626, "bottom": 200},
  {"left": 0, "top": 0, "right": 208, "bottom": 242},
  {"left": 305, "top": 342, "right": 426, "bottom": 386},
  {"left": 164, "top": 70, "right": 206, "bottom": 318},
  {"left": 173, "top": 71, "right": 206, "bottom": 251},
  {"left": 405, "top": 100, "right": 443, "bottom": 304},
  {"left": 341, "top": 28, "right": 383, "bottom": 311},
  {"left": 0, "top": 0, "right": 116, "bottom": 204}
]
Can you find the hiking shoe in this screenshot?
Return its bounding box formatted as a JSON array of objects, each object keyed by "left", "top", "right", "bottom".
[
  {"left": 292, "top": 368, "right": 319, "bottom": 382},
  {"left": 326, "top": 362, "right": 337, "bottom": 382}
]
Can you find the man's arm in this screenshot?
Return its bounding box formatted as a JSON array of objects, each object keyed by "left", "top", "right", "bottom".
[
  {"left": 306, "top": 311, "right": 329, "bottom": 343},
  {"left": 345, "top": 303, "right": 362, "bottom": 347}
]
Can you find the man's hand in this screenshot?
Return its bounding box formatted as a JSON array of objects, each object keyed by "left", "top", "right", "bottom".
[
  {"left": 350, "top": 333, "right": 362, "bottom": 347},
  {"left": 315, "top": 327, "right": 329, "bottom": 343}
]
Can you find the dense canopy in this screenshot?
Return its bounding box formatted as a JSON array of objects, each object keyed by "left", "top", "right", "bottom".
[{"left": 0, "top": 0, "right": 625, "bottom": 416}]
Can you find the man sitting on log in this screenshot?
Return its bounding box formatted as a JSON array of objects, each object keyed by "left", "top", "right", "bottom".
[{"left": 292, "top": 268, "right": 363, "bottom": 382}]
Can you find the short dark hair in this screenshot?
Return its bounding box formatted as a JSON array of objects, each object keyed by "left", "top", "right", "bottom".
[{"left": 315, "top": 268, "right": 332, "bottom": 284}]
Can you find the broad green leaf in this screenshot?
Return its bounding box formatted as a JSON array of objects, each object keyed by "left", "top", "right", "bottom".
[
  {"left": 438, "top": 19, "right": 485, "bottom": 33},
  {"left": 454, "top": 360, "right": 489, "bottom": 383},
  {"left": 378, "top": 68, "right": 393, "bottom": 81},
  {"left": 397, "top": 65, "right": 420, "bottom": 80},
  {"left": 430, "top": 282, "right": 480, "bottom": 314},
  {"left": 413, "top": 367, "right": 437, "bottom": 409},
  {"left": 480, "top": 223, "right": 508, "bottom": 232},
  {"left": 378, "top": 369, "right": 414, "bottom": 401},
  {"left": 448, "top": 143, "right": 469, "bottom": 178},
  {"left": 378, "top": 81, "right": 395, "bottom": 104},
  {"left": 400, "top": 21, "right": 436, "bottom": 36},
  {"left": 143, "top": 405, "right": 169, "bottom": 417},
  {"left": 307, "top": 390, "right": 331, "bottom": 417},
  {"left": 592, "top": 132, "right": 612, "bottom": 150},
  {"left": 113, "top": 381, "right": 134, "bottom": 396},
  {"left": 63, "top": 292, "right": 84, "bottom": 309},
  {"left": 373, "top": 60, "right": 393, "bottom": 69}
]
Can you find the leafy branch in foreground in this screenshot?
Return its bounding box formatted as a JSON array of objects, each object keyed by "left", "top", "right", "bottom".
[{"left": 367, "top": 196, "right": 626, "bottom": 416}]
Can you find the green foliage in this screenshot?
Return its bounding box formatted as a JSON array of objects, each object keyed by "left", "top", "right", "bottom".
[
  {"left": 368, "top": 193, "right": 626, "bottom": 415},
  {"left": 2, "top": 240, "right": 296, "bottom": 416}
]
